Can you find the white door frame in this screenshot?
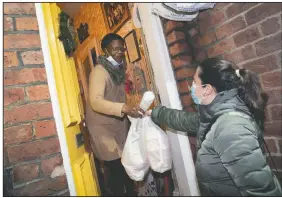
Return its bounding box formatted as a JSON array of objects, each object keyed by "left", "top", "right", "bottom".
[
  {"left": 138, "top": 3, "right": 200, "bottom": 196},
  {"left": 35, "top": 3, "right": 76, "bottom": 196}
]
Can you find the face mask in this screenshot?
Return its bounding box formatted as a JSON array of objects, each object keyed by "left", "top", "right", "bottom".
[
  {"left": 190, "top": 82, "right": 206, "bottom": 105},
  {"left": 107, "top": 55, "right": 123, "bottom": 68}
]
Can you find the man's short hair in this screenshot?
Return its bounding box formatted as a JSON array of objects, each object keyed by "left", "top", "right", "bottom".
[{"left": 101, "top": 33, "right": 124, "bottom": 51}]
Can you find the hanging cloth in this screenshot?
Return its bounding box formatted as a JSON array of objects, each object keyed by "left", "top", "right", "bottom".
[{"left": 132, "top": 3, "right": 215, "bottom": 28}]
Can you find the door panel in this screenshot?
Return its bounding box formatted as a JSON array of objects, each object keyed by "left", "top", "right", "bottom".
[
  {"left": 73, "top": 153, "right": 99, "bottom": 195},
  {"left": 42, "top": 3, "right": 100, "bottom": 196},
  {"left": 74, "top": 34, "right": 100, "bottom": 104}
]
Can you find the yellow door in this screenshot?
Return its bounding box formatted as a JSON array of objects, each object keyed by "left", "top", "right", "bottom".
[{"left": 41, "top": 3, "right": 100, "bottom": 196}]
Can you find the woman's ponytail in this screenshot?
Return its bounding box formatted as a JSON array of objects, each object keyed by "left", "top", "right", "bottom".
[
  {"left": 237, "top": 68, "right": 269, "bottom": 129},
  {"left": 199, "top": 58, "right": 269, "bottom": 129}
]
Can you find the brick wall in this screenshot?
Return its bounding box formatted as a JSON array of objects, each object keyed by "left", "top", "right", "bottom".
[
  {"left": 162, "top": 3, "right": 282, "bottom": 181},
  {"left": 162, "top": 19, "right": 200, "bottom": 161},
  {"left": 4, "top": 3, "right": 69, "bottom": 196}
]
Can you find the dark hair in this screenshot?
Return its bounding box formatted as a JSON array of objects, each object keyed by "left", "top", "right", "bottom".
[
  {"left": 101, "top": 33, "right": 124, "bottom": 52},
  {"left": 198, "top": 58, "right": 268, "bottom": 129}
]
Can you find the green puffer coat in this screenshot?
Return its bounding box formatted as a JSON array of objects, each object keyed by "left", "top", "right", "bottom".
[{"left": 151, "top": 89, "right": 282, "bottom": 196}]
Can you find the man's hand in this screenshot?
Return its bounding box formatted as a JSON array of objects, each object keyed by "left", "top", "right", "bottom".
[{"left": 122, "top": 104, "right": 145, "bottom": 118}]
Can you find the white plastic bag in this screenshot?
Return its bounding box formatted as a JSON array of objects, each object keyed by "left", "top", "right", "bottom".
[
  {"left": 122, "top": 91, "right": 171, "bottom": 180},
  {"left": 121, "top": 116, "right": 149, "bottom": 181},
  {"left": 143, "top": 116, "right": 172, "bottom": 173}
]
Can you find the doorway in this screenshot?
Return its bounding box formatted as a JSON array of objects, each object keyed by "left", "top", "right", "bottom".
[{"left": 36, "top": 2, "right": 164, "bottom": 196}]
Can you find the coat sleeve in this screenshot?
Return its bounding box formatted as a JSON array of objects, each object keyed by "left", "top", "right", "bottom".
[
  {"left": 89, "top": 65, "right": 125, "bottom": 117},
  {"left": 213, "top": 116, "right": 282, "bottom": 196},
  {"left": 151, "top": 106, "right": 200, "bottom": 136}
]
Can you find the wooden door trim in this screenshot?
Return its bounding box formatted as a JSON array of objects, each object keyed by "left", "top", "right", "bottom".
[{"left": 74, "top": 34, "right": 100, "bottom": 104}]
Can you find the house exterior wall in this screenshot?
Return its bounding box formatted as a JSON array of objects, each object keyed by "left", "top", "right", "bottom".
[
  {"left": 162, "top": 3, "right": 282, "bottom": 182},
  {"left": 4, "top": 3, "right": 69, "bottom": 196}
]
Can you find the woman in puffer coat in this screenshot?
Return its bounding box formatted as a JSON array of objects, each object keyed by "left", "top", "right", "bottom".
[{"left": 148, "top": 58, "right": 282, "bottom": 196}]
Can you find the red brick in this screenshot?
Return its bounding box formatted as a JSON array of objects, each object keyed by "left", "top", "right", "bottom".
[
  {"left": 4, "top": 52, "right": 19, "bottom": 67},
  {"left": 196, "top": 50, "right": 208, "bottom": 62},
  {"left": 224, "top": 45, "right": 255, "bottom": 64},
  {"left": 15, "top": 176, "right": 67, "bottom": 196},
  {"left": 264, "top": 139, "right": 278, "bottom": 153},
  {"left": 196, "top": 30, "right": 217, "bottom": 47},
  {"left": 7, "top": 137, "right": 60, "bottom": 163},
  {"left": 245, "top": 3, "right": 282, "bottom": 25},
  {"left": 265, "top": 88, "right": 282, "bottom": 105},
  {"left": 278, "top": 140, "right": 282, "bottom": 153},
  {"left": 14, "top": 179, "right": 49, "bottom": 196},
  {"left": 58, "top": 190, "right": 70, "bottom": 196},
  {"left": 4, "top": 68, "right": 47, "bottom": 86},
  {"left": 4, "top": 148, "right": 9, "bottom": 167},
  {"left": 4, "top": 16, "right": 13, "bottom": 31},
  {"left": 240, "top": 55, "right": 279, "bottom": 73},
  {"left": 261, "top": 70, "right": 282, "bottom": 88},
  {"left": 181, "top": 94, "right": 193, "bottom": 107},
  {"left": 277, "top": 51, "right": 281, "bottom": 68},
  {"left": 270, "top": 105, "right": 282, "bottom": 121},
  {"left": 41, "top": 155, "right": 63, "bottom": 176},
  {"left": 265, "top": 107, "right": 271, "bottom": 122},
  {"left": 267, "top": 156, "right": 282, "bottom": 170},
  {"left": 34, "top": 120, "right": 56, "bottom": 138},
  {"left": 175, "top": 67, "right": 197, "bottom": 80},
  {"left": 26, "top": 85, "right": 50, "bottom": 101},
  {"left": 187, "top": 28, "right": 199, "bottom": 38},
  {"left": 13, "top": 163, "right": 39, "bottom": 183},
  {"left": 4, "top": 124, "right": 33, "bottom": 146},
  {"left": 164, "top": 21, "right": 185, "bottom": 34},
  {"left": 169, "top": 43, "right": 190, "bottom": 57},
  {"left": 199, "top": 10, "right": 226, "bottom": 33},
  {"left": 14, "top": 179, "right": 48, "bottom": 196},
  {"left": 233, "top": 27, "right": 261, "bottom": 47},
  {"left": 177, "top": 80, "right": 189, "bottom": 94},
  {"left": 4, "top": 102, "right": 53, "bottom": 125},
  {"left": 198, "top": 10, "right": 210, "bottom": 21},
  {"left": 4, "top": 34, "right": 41, "bottom": 49},
  {"left": 265, "top": 121, "right": 282, "bottom": 136},
  {"left": 16, "top": 17, "right": 38, "bottom": 31},
  {"left": 214, "top": 3, "right": 230, "bottom": 10},
  {"left": 47, "top": 175, "right": 68, "bottom": 192},
  {"left": 260, "top": 16, "right": 281, "bottom": 36},
  {"left": 226, "top": 3, "right": 258, "bottom": 18},
  {"left": 21, "top": 50, "right": 44, "bottom": 65},
  {"left": 166, "top": 31, "right": 185, "bottom": 45},
  {"left": 4, "top": 87, "right": 25, "bottom": 106},
  {"left": 255, "top": 32, "right": 282, "bottom": 56},
  {"left": 4, "top": 3, "right": 35, "bottom": 14},
  {"left": 207, "top": 38, "right": 235, "bottom": 57},
  {"left": 171, "top": 55, "right": 193, "bottom": 69},
  {"left": 215, "top": 16, "right": 246, "bottom": 40}
]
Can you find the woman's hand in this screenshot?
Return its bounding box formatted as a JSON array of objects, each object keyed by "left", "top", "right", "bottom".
[
  {"left": 146, "top": 109, "right": 152, "bottom": 116},
  {"left": 122, "top": 104, "right": 145, "bottom": 118}
]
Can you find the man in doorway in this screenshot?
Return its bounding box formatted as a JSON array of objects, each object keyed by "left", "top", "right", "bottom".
[{"left": 86, "top": 33, "right": 142, "bottom": 196}]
